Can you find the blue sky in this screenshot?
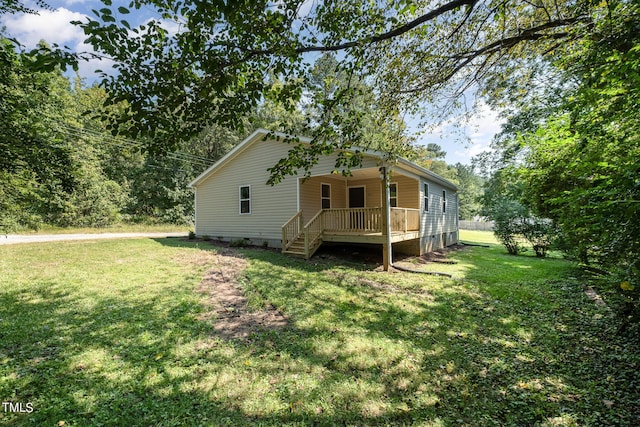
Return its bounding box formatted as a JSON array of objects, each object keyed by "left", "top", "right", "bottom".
[{"left": 2, "top": 0, "right": 502, "bottom": 165}]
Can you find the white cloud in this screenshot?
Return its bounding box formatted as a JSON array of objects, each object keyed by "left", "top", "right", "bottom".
[
  {"left": 63, "top": 0, "right": 89, "bottom": 5},
  {"left": 417, "top": 102, "right": 505, "bottom": 164},
  {"left": 1, "top": 7, "right": 113, "bottom": 80},
  {"left": 2, "top": 7, "right": 87, "bottom": 49}
]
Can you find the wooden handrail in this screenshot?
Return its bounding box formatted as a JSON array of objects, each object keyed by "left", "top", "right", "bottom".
[
  {"left": 303, "top": 210, "right": 324, "bottom": 259},
  {"left": 303, "top": 210, "right": 323, "bottom": 229},
  {"left": 282, "top": 211, "right": 303, "bottom": 251}
]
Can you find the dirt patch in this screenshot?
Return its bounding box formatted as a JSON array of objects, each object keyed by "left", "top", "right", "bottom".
[
  {"left": 584, "top": 286, "right": 610, "bottom": 309},
  {"left": 197, "top": 248, "right": 287, "bottom": 340},
  {"left": 392, "top": 244, "right": 467, "bottom": 271},
  {"left": 419, "top": 244, "right": 466, "bottom": 263},
  {"left": 172, "top": 249, "right": 220, "bottom": 267}
]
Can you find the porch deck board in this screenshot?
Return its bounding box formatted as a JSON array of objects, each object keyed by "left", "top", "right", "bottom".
[{"left": 323, "top": 230, "right": 420, "bottom": 244}]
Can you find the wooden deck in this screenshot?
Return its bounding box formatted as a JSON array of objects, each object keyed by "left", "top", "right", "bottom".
[
  {"left": 282, "top": 207, "right": 420, "bottom": 258},
  {"left": 322, "top": 230, "right": 420, "bottom": 244}
]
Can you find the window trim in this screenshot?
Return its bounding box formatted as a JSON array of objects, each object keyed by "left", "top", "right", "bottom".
[
  {"left": 423, "top": 182, "right": 429, "bottom": 212},
  {"left": 389, "top": 182, "right": 398, "bottom": 208},
  {"left": 239, "top": 185, "right": 251, "bottom": 215},
  {"left": 321, "top": 182, "right": 331, "bottom": 210}
]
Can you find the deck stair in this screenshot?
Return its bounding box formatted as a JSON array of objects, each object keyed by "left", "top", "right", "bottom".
[{"left": 282, "top": 235, "right": 307, "bottom": 257}]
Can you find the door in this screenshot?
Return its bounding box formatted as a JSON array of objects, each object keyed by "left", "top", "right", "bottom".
[
  {"left": 348, "top": 187, "right": 365, "bottom": 208},
  {"left": 348, "top": 186, "right": 365, "bottom": 230}
]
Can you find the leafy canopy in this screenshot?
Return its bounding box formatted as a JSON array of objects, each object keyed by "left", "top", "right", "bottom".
[{"left": 75, "top": 0, "right": 597, "bottom": 182}]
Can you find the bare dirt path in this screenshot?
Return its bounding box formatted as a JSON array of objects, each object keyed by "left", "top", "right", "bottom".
[
  {"left": 196, "top": 248, "right": 288, "bottom": 340},
  {"left": 0, "top": 232, "right": 188, "bottom": 245}
]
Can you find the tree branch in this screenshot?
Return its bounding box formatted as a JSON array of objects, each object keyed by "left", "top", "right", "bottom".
[
  {"left": 218, "top": 0, "right": 478, "bottom": 55},
  {"left": 400, "top": 16, "right": 587, "bottom": 94}
]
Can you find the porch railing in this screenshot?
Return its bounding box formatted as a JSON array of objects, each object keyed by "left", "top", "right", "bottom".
[
  {"left": 390, "top": 208, "right": 420, "bottom": 232},
  {"left": 282, "top": 207, "right": 420, "bottom": 258},
  {"left": 282, "top": 211, "right": 304, "bottom": 251},
  {"left": 323, "top": 207, "right": 382, "bottom": 233}
]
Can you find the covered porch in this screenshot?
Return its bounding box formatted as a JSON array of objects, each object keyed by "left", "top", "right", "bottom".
[{"left": 281, "top": 166, "right": 422, "bottom": 261}]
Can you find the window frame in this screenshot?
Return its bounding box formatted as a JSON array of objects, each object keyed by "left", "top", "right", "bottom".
[
  {"left": 239, "top": 185, "right": 251, "bottom": 215},
  {"left": 389, "top": 182, "right": 398, "bottom": 208},
  {"left": 321, "top": 183, "right": 331, "bottom": 209},
  {"left": 423, "top": 182, "right": 429, "bottom": 212},
  {"left": 442, "top": 189, "right": 447, "bottom": 214}
]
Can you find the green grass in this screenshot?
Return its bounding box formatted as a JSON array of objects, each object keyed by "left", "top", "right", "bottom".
[
  {"left": 1, "top": 233, "right": 638, "bottom": 426},
  {"left": 17, "top": 223, "right": 190, "bottom": 234}
]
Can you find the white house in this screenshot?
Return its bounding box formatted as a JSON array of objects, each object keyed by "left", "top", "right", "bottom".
[{"left": 189, "top": 129, "right": 459, "bottom": 269}]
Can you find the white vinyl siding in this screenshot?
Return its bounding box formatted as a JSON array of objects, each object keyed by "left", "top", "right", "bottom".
[
  {"left": 419, "top": 178, "right": 458, "bottom": 252},
  {"left": 195, "top": 138, "right": 298, "bottom": 243}
]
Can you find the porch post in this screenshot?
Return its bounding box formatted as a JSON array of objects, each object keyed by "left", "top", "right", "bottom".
[{"left": 380, "top": 165, "right": 392, "bottom": 271}]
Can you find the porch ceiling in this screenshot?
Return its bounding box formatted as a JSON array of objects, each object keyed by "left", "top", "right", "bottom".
[
  {"left": 311, "top": 167, "right": 381, "bottom": 181},
  {"left": 310, "top": 165, "right": 421, "bottom": 182}
]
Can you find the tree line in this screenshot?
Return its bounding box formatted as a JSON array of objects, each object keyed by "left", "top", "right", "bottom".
[{"left": 0, "top": 38, "right": 484, "bottom": 232}]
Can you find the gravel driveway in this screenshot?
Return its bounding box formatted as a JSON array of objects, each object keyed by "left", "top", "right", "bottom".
[{"left": 0, "top": 232, "right": 188, "bottom": 245}]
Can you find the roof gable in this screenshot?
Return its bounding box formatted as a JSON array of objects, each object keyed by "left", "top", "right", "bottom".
[{"left": 188, "top": 128, "right": 457, "bottom": 191}]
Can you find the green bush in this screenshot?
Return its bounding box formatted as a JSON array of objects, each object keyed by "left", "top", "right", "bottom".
[
  {"left": 229, "top": 238, "right": 250, "bottom": 247},
  {"left": 486, "top": 199, "right": 528, "bottom": 255},
  {"left": 484, "top": 199, "right": 559, "bottom": 257}
]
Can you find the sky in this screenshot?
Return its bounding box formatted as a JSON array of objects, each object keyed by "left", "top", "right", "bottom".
[{"left": 2, "top": 0, "right": 502, "bottom": 166}]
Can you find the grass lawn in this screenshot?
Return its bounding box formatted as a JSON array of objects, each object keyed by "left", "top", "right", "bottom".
[
  {"left": 15, "top": 223, "right": 190, "bottom": 235},
  {"left": 1, "top": 232, "right": 638, "bottom": 426}
]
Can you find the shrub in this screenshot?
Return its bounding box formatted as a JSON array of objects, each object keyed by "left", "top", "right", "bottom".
[
  {"left": 485, "top": 198, "right": 559, "bottom": 257},
  {"left": 487, "top": 199, "right": 528, "bottom": 255},
  {"left": 229, "top": 238, "right": 251, "bottom": 247},
  {"left": 520, "top": 217, "right": 558, "bottom": 257}
]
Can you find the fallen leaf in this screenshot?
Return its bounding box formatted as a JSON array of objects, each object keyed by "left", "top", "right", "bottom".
[{"left": 620, "top": 281, "right": 635, "bottom": 291}]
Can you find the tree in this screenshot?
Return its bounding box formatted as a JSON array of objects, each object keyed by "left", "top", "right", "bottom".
[
  {"left": 74, "top": 0, "right": 599, "bottom": 183},
  {"left": 475, "top": 0, "right": 640, "bottom": 321},
  {"left": 454, "top": 163, "right": 484, "bottom": 220},
  {"left": 1, "top": 0, "right": 52, "bottom": 15},
  {"left": 0, "top": 38, "right": 76, "bottom": 230}
]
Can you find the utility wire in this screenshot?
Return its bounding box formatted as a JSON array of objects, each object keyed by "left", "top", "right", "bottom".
[
  {"left": 60, "top": 124, "right": 213, "bottom": 166},
  {"left": 56, "top": 124, "right": 214, "bottom": 168}
]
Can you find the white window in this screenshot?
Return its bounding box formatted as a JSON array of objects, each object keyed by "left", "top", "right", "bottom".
[
  {"left": 389, "top": 183, "right": 398, "bottom": 208},
  {"left": 321, "top": 183, "right": 331, "bottom": 209},
  {"left": 442, "top": 190, "right": 447, "bottom": 214},
  {"left": 239, "top": 185, "right": 251, "bottom": 214},
  {"left": 423, "top": 183, "right": 429, "bottom": 212}
]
